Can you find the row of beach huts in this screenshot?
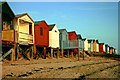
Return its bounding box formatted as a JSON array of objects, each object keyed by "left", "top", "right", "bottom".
[{"left": 0, "top": 2, "right": 117, "bottom": 61}]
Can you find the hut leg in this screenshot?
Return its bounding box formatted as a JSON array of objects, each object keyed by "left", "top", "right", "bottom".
[
  {"left": 51, "top": 48, "right": 53, "bottom": 59},
  {"left": 16, "top": 44, "right": 19, "bottom": 60},
  {"left": 10, "top": 48, "right": 15, "bottom": 61},
  {"left": 33, "top": 44, "right": 36, "bottom": 58},
  {"left": 11, "top": 44, "right": 16, "bottom": 61},
  {"left": 13, "top": 44, "right": 17, "bottom": 61},
  {"left": 61, "top": 49, "right": 64, "bottom": 58},
  {"left": 67, "top": 50, "right": 69, "bottom": 58},
  {"left": 30, "top": 45, "right": 33, "bottom": 59},
  {"left": 78, "top": 48, "right": 80, "bottom": 61},
  {"left": 57, "top": 48, "right": 59, "bottom": 59},
  {"left": 43, "top": 47, "right": 46, "bottom": 59},
  {"left": 83, "top": 49, "right": 84, "bottom": 60}
]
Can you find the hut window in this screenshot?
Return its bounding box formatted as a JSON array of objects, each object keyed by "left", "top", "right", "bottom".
[
  {"left": 40, "top": 28, "right": 43, "bottom": 36},
  {"left": 55, "top": 30, "right": 57, "bottom": 32},
  {"left": 29, "top": 23, "right": 32, "bottom": 35}
]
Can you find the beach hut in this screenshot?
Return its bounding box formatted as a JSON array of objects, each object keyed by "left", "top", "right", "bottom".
[
  {"left": 59, "top": 29, "right": 69, "bottom": 57},
  {"left": 99, "top": 43, "right": 105, "bottom": 53},
  {"left": 93, "top": 40, "right": 99, "bottom": 53},
  {"left": 68, "top": 31, "right": 78, "bottom": 57},
  {"left": 77, "top": 34, "right": 84, "bottom": 50},
  {"left": 13, "top": 13, "right": 34, "bottom": 60},
  {"left": 34, "top": 20, "right": 49, "bottom": 59},
  {"left": 107, "top": 45, "right": 110, "bottom": 54},
  {"left": 109, "top": 47, "right": 113, "bottom": 54},
  {"left": 88, "top": 39, "right": 93, "bottom": 52},
  {"left": 83, "top": 38, "right": 88, "bottom": 51},
  {"left": 48, "top": 24, "right": 59, "bottom": 58},
  {"left": 96, "top": 40, "right": 99, "bottom": 53},
  {"left": 105, "top": 44, "right": 109, "bottom": 53},
  {"left": 1, "top": 2, "right": 16, "bottom": 61}
]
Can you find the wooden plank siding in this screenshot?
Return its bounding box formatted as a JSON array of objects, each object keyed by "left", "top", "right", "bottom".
[
  {"left": 14, "top": 13, "right": 34, "bottom": 45},
  {"left": 49, "top": 24, "right": 59, "bottom": 48},
  {"left": 83, "top": 38, "right": 89, "bottom": 51},
  {"left": 2, "top": 30, "right": 15, "bottom": 42},
  {"left": 1, "top": 2, "right": 15, "bottom": 44},
  {"left": 93, "top": 40, "right": 99, "bottom": 53},
  {"left": 59, "top": 29, "right": 69, "bottom": 49},
  {"left": 34, "top": 20, "right": 49, "bottom": 47}
]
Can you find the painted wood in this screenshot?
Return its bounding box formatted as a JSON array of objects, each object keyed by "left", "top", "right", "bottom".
[
  {"left": 93, "top": 40, "right": 99, "bottom": 53},
  {"left": 49, "top": 24, "right": 59, "bottom": 48},
  {"left": 34, "top": 21, "right": 49, "bottom": 47},
  {"left": 68, "top": 31, "right": 78, "bottom": 54},
  {"left": 83, "top": 39, "right": 88, "bottom": 51},
  {"left": 1, "top": 2, "right": 15, "bottom": 43},
  {"left": 51, "top": 48, "right": 53, "bottom": 58},
  {"left": 96, "top": 43, "right": 99, "bottom": 52},
  {"left": 109, "top": 47, "right": 113, "bottom": 54},
  {"left": 99, "top": 43, "right": 104, "bottom": 53},
  {"left": 14, "top": 13, "right": 34, "bottom": 45},
  {"left": 68, "top": 31, "right": 77, "bottom": 40},
  {"left": 59, "top": 29, "right": 69, "bottom": 49},
  {"left": 2, "top": 30, "right": 15, "bottom": 42}
]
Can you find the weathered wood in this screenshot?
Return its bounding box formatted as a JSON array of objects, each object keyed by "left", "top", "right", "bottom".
[
  {"left": 0, "top": 48, "right": 13, "bottom": 61},
  {"left": 16, "top": 44, "right": 19, "bottom": 60},
  {"left": 51, "top": 48, "right": 53, "bottom": 59},
  {"left": 19, "top": 47, "right": 30, "bottom": 60},
  {"left": 2, "top": 30, "right": 15, "bottom": 42},
  {"left": 83, "top": 49, "right": 84, "bottom": 60},
  {"left": 30, "top": 46, "right": 33, "bottom": 59},
  {"left": 11, "top": 44, "right": 16, "bottom": 61},
  {"left": 43, "top": 47, "right": 46, "bottom": 59},
  {"left": 11, "top": 48, "right": 14, "bottom": 61},
  {"left": 33, "top": 44, "right": 36, "bottom": 55},
  {"left": 67, "top": 50, "right": 69, "bottom": 58},
  {"left": 61, "top": 49, "right": 64, "bottom": 58},
  {"left": 57, "top": 48, "right": 59, "bottom": 59}
]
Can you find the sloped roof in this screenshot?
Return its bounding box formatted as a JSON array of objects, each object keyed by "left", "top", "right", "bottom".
[
  {"left": 59, "top": 29, "right": 67, "bottom": 33},
  {"left": 77, "top": 34, "right": 82, "bottom": 39},
  {"left": 1, "top": 2, "right": 15, "bottom": 20},
  {"left": 68, "top": 31, "right": 77, "bottom": 36},
  {"left": 99, "top": 43, "right": 104, "bottom": 45},
  {"left": 15, "top": 13, "right": 34, "bottom": 22},
  {"left": 34, "top": 20, "right": 45, "bottom": 25},
  {"left": 48, "top": 24, "right": 55, "bottom": 31},
  {"left": 82, "top": 38, "right": 86, "bottom": 41}
]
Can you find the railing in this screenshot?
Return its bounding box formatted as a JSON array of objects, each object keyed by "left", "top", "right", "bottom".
[
  {"left": 2, "top": 30, "right": 15, "bottom": 42},
  {"left": 18, "top": 32, "right": 33, "bottom": 44},
  {"left": 62, "top": 39, "right": 84, "bottom": 49}
]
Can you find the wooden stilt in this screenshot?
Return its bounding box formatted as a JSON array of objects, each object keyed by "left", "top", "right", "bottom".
[
  {"left": 51, "top": 48, "right": 53, "bottom": 59},
  {"left": 30, "top": 45, "right": 33, "bottom": 59},
  {"left": 11, "top": 47, "right": 15, "bottom": 61},
  {"left": 13, "top": 44, "right": 16, "bottom": 61},
  {"left": 67, "top": 50, "right": 69, "bottom": 58},
  {"left": 83, "top": 49, "right": 84, "bottom": 60},
  {"left": 61, "top": 49, "right": 64, "bottom": 58},
  {"left": 78, "top": 39, "right": 80, "bottom": 61},
  {"left": 43, "top": 47, "right": 46, "bottom": 59},
  {"left": 33, "top": 44, "right": 36, "bottom": 58},
  {"left": 11, "top": 44, "right": 16, "bottom": 61},
  {"left": 71, "top": 51, "right": 73, "bottom": 58},
  {"left": 57, "top": 48, "right": 59, "bottom": 59},
  {"left": 16, "top": 44, "right": 19, "bottom": 60}
]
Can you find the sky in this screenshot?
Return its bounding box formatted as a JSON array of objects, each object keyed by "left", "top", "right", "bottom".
[{"left": 8, "top": 2, "right": 118, "bottom": 54}]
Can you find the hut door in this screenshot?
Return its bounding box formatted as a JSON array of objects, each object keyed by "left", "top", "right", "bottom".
[{"left": 29, "top": 23, "right": 32, "bottom": 35}]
